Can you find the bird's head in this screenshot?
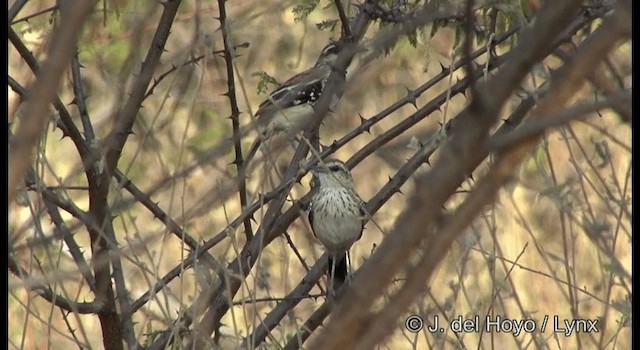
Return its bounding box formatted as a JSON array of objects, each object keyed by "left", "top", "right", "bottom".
[
  {"left": 310, "top": 159, "right": 355, "bottom": 189},
  {"left": 314, "top": 41, "right": 343, "bottom": 67}
]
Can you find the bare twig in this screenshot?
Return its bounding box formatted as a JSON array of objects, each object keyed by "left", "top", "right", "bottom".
[
  {"left": 463, "top": 0, "right": 480, "bottom": 111},
  {"left": 12, "top": 5, "right": 59, "bottom": 25},
  {"left": 9, "top": 0, "right": 96, "bottom": 203},
  {"left": 8, "top": 0, "right": 29, "bottom": 22},
  {"left": 242, "top": 256, "right": 326, "bottom": 348},
  {"left": 334, "top": 0, "right": 352, "bottom": 37},
  {"left": 346, "top": 2, "right": 630, "bottom": 348},
  {"left": 103, "top": 0, "right": 182, "bottom": 176},
  {"left": 217, "top": 0, "right": 254, "bottom": 241},
  {"left": 490, "top": 91, "right": 631, "bottom": 150},
  {"left": 310, "top": 1, "right": 597, "bottom": 348},
  {"left": 283, "top": 302, "right": 331, "bottom": 350},
  {"left": 8, "top": 256, "right": 104, "bottom": 314},
  {"left": 71, "top": 55, "right": 95, "bottom": 141}
]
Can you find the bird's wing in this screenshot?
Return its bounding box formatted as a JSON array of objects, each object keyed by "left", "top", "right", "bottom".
[
  {"left": 254, "top": 66, "right": 330, "bottom": 118},
  {"left": 308, "top": 201, "right": 317, "bottom": 239}
]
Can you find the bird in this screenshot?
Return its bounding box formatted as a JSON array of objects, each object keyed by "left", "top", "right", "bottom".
[
  {"left": 244, "top": 41, "right": 347, "bottom": 166},
  {"left": 308, "top": 159, "right": 365, "bottom": 295}
]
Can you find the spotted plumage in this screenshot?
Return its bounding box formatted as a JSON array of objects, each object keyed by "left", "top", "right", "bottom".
[
  {"left": 253, "top": 41, "right": 342, "bottom": 129},
  {"left": 245, "top": 41, "right": 346, "bottom": 165}
]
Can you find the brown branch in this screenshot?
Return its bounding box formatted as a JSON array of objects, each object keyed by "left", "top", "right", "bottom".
[
  {"left": 38, "top": 188, "right": 98, "bottom": 293},
  {"left": 8, "top": 0, "right": 96, "bottom": 204},
  {"left": 71, "top": 54, "right": 95, "bottom": 141},
  {"left": 217, "top": 0, "right": 254, "bottom": 241},
  {"left": 463, "top": 0, "right": 480, "bottom": 111},
  {"left": 554, "top": 49, "right": 632, "bottom": 123},
  {"left": 142, "top": 42, "right": 249, "bottom": 100},
  {"left": 334, "top": 0, "right": 352, "bottom": 37},
  {"left": 103, "top": 0, "right": 182, "bottom": 176},
  {"left": 9, "top": 24, "right": 132, "bottom": 344},
  {"left": 8, "top": 0, "right": 29, "bottom": 22},
  {"left": 283, "top": 303, "right": 331, "bottom": 350},
  {"left": 8, "top": 29, "right": 102, "bottom": 188},
  {"left": 8, "top": 256, "right": 104, "bottom": 314},
  {"left": 79, "top": 2, "right": 184, "bottom": 348},
  {"left": 310, "top": 1, "right": 592, "bottom": 348},
  {"left": 11, "top": 4, "right": 59, "bottom": 25},
  {"left": 350, "top": 53, "right": 504, "bottom": 168},
  {"left": 113, "top": 170, "right": 218, "bottom": 260},
  {"left": 490, "top": 91, "right": 631, "bottom": 150},
  {"left": 188, "top": 12, "right": 373, "bottom": 347},
  {"left": 386, "top": 4, "right": 630, "bottom": 337},
  {"left": 241, "top": 256, "right": 326, "bottom": 348}
]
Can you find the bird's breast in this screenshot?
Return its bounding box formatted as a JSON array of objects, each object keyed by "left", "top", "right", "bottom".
[{"left": 311, "top": 188, "right": 363, "bottom": 252}]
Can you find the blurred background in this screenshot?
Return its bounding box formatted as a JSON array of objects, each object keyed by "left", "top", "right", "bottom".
[{"left": 9, "top": 0, "right": 631, "bottom": 349}]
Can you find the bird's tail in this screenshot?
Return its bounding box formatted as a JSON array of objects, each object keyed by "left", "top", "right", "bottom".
[{"left": 327, "top": 252, "right": 349, "bottom": 293}]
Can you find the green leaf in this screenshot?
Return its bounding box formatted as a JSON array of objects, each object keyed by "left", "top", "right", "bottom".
[
  {"left": 251, "top": 71, "right": 279, "bottom": 95},
  {"left": 292, "top": 0, "right": 320, "bottom": 22},
  {"left": 316, "top": 19, "right": 339, "bottom": 32}
]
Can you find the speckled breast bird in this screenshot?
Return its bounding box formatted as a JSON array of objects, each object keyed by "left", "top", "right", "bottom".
[{"left": 308, "top": 159, "right": 365, "bottom": 294}]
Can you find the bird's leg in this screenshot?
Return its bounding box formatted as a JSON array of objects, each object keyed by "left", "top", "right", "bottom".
[
  {"left": 344, "top": 251, "right": 353, "bottom": 284},
  {"left": 329, "top": 254, "right": 336, "bottom": 298}
]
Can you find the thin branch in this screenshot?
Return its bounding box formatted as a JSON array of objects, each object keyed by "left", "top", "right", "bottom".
[
  {"left": 142, "top": 42, "right": 249, "bottom": 100},
  {"left": 242, "top": 256, "right": 326, "bottom": 348},
  {"left": 113, "top": 170, "right": 218, "bottom": 262},
  {"left": 463, "top": 0, "right": 480, "bottom": 111},
  {"left": 350, "top": 52, "right": 504, "bottom": 169},
  {"left": 109, "top": 236, "right": 137, "bottom": 348},
  {"left": 71, "top": 54, "right": 95, "bottom": 141},
  {"left": 191, "top": 12, "right": 372, "bottom": 346},
  {"left": 38, "top": 184, "right": 98, "bottom": 293},
  {"left": 350, "top": 2, "right": 630, "bottom": 348},
  {"left": 334, "top": 0, "right": 352, "bottom": 37},
  {"left": 8, "top": 0, "right": 29, "bottom": 22},
  {"left": 12, "top": 5, "right": 60, "bottom": 25},
  {"left": 217, "top": 0, "right": 254, "bottom": 241},
  {"left": 8, "top": 256, "right": 104, "bottom": 314},
  {"left": 283, "top": 231, "right": 315, "bottom": 276},
  {"left": 555, "top": 49, "right": 632, "bottom": 123},
  {"left": 283, "top": 302, "right": 331, "bottom": 350},
  {"left": 9, "top": 1, "right": 97, "bottom": 204},
  {"left": 103, "top": 0, "right": 182, "bottom": 176},
  {"left": 8, "top": 27, "right": 90, "bottom": 190},
  {"left": 490, "top": 91, "right": 631, "bottom": 150},
  {"left": 232, "top": 293, "right": 323, "bottom": 306},
  {"left": 311, "top": 1, "right": 593, "bottom": 348}
]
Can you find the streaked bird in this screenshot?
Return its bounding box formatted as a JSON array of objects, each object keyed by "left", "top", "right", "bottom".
[{"left": 308, "top": 159, "right": 365, "bottom": 295}]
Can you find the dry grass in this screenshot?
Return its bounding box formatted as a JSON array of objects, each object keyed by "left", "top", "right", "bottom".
[{"left": 9, "top": 1, "right": 631, "bottom": 349}]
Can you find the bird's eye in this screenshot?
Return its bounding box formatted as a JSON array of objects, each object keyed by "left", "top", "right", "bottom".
[{"left": 329, "top": 165, "right": 341, "bottom": 172}]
